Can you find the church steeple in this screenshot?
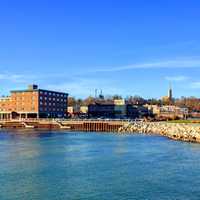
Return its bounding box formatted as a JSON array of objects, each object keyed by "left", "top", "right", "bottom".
[{"left": 168, "top": 83, "right": 172, "bottom": 102}]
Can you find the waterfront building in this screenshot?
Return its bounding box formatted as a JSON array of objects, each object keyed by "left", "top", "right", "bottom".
[
  {"left": 159, "top": 105, "right": 188, "bottom": 119},
  {"left": 126, "top": 105, "right": 139, "bottom": 119},
  {"left": 0, "top": 97, "right": 13, "bottom": 119},
  {"left": 67, "top": 105, "right": 89, "bottom": 118},
  {"left": 145, "top": 105, "right": 160, "bottom": 115},
  {"left": 67, "top": 105, "right": 81, "bottom": 118},
  {"left": 114, "top": 99, "right": 127, "bottom": 118},
  {"left": 88, "top": 99, "right": 150, "bottom": 119},
  {"left": 88, "top": 102, "right": 115, "bottom": 118},
  {"left": 88, "top": 99, "right": 127, "bottom": 119},
  {"left": 190, "top": 112, "right": 200, "bottom": 118},
  {"left": 127, "top": 105, "right": 150, "bottom": 119},
  {"left": 0, "top": 85, "right": 68, "bottom": 119},
  {"left": 145, "top": 104, "right": 188, "bottom": 119},
  {"left": 80, "top": 106, "right": 88, "bottom": 114}
]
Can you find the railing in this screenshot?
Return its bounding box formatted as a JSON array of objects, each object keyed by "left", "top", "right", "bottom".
[{"left": 0, "top": 118, "right": 132, "bottom": 122}]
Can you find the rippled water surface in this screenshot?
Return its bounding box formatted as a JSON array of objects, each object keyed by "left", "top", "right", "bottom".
[{"left": 1, "top": 130, "right": 200, "bottom": 200}]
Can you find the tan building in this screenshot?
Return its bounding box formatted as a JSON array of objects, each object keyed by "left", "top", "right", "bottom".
[
  {"left": 0, "top": 97, "right": 13, "bottom": 119},
  {"left": 114, "top": 99, "right": 127, "bottom": 117},
  {"left": 67, "top": 105, "right": 80, "bottom": 115},
  {"left": 0, "top": 85, "right": 68, "bottom": 120},
  {"left": 145, "top": 104, "right": 188, "bottom": 119},
  {"left": 144, "top": 104, "right": 161, "bottom": 115},
  {"left": 80, "top": 106, "right": 88, "bottom": 114}
]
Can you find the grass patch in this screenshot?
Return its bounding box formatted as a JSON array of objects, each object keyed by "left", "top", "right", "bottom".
[{"left": 168, "top": 120, "right": 200, "bottom": 124}]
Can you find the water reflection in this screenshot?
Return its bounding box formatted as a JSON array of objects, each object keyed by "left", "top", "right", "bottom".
[{"left": 1, "top": 130, "right": 200, "bottom": 200}]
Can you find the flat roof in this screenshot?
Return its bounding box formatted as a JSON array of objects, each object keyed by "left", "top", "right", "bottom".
[
  {"left": 10, "top": 89, "right": 68, "bottom": 95},
  {"left": 10, "top": 89, "right": 39, "bottom": 93}
]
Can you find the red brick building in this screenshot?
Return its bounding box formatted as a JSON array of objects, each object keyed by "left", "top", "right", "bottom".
[{"left": 0, "top": 85, "right": 68, "bottom": 119}]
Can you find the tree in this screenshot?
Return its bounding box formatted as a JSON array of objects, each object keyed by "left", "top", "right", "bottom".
[
  {"left": 126, "top": 95, "right": 146, "bottom": 105},
  {"left": 147, "top": 98, "right": 161, "bottom": 105},
  {"left": 76, "top": 98, "right": 83, "bottom": 106},
  {"left": 68, "top": 97, "right": 76, "bottom": 107},
  {"left": 112, "top": 95, "right": 122, "bottom": 100},
  {"left": 175, "top": 97, "right": 200, "bottom": 112},
  {"left": 82, "top": 96, "right": 95, "bottom": 106}
]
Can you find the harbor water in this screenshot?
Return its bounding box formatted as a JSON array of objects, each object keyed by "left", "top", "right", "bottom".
[{"left": 0, "top": 130, "right": 200, "bottom": 200}]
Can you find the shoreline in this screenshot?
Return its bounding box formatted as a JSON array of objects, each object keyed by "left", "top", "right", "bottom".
[
  {"left": 0, "top": 119, "right": 200, "bottom": 143},
  {"left": 118, "top": 122, "right": 200, "bottom": 143}
]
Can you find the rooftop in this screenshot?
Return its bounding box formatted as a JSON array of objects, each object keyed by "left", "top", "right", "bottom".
[{"left": 10, "top": 84, "right": 68, "bottom": 95}]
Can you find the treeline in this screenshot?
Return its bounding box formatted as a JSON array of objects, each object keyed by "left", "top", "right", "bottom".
[
  {"left": 68, "top": 95, "right": 200, "bottom": 112},
  {"left": 175, "top": 97, "right": 200, "bottom": 112},
  {"left": 68, "top": 95, "right": 160, "bottom": 106}
]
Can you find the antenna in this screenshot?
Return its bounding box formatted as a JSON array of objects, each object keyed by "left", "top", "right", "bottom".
[{"left": 95, "top": 89, "right": 97, "bottom": 98}]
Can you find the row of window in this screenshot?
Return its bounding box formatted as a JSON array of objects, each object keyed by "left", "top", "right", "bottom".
[
  {"left": 39, "top": 96, "right": 67, "bottom": 102},
  {"left": 15, "top": 97, "right": 36, "bottom": 100},
  {"left": 16, "top": 102, "right": 35, "bottom": 105},
  {"left": 40, "top": 107, "right": 66, "bottom": 112},
  {"left": 0, "top": 104, "right": 9, "bottom": 106},
  {"left": 0, "top": 108, "right": 12, "bottom": 111},
  {"left": 39, "top": 101, "right": 66, "bottom": 107},
  {"left": 15, "top": 107, "right": 36, "bottom": 111},
  {"left": 40, "top": 91, "right": 67, "bottom": 97}
]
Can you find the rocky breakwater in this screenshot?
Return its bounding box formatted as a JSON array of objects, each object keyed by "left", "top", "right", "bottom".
[{"left": 118, "top": 122, "right": 200, "bottom": 143}]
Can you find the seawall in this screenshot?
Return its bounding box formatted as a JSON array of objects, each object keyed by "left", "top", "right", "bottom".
[{"left": 0, "top": 119, "right": 125, "bottom": 132}]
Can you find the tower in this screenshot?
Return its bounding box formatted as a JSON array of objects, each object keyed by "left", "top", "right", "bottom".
[{"left": 168, "top": 83, "right": 172, "bottom": 102}]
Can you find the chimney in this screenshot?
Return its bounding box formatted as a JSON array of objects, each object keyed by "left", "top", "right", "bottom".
[{"left": 28, "top": 84, "right": 38, "bottom": 90}]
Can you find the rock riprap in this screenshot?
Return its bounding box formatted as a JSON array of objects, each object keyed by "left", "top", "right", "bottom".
[{"left": 118, "top": 122, "right": 200, "bottom": 143}]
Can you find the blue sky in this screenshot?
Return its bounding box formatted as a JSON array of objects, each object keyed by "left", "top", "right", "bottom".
[{"left": 1, "top": 0, "right": 200, "bottom": 98}]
